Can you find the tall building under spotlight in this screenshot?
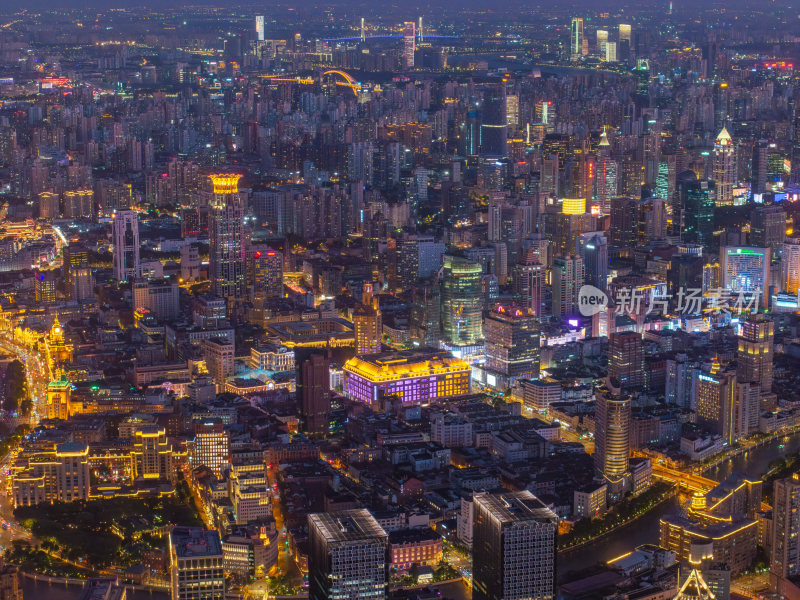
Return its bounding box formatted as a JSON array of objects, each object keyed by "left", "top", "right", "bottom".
[
  {"left": 255, "top": 15, "right": 264, "bottom": 41},
  {"left": 594, "top": 388, "right": 631, "bottom": 495},
  {"left": 112, "top": 210, "right": 140, "bottom": 283},
  {"left": 208, "top": 174, "right": 246, "bottom": 300},
  {"left": 737, "top": 313, "right": 774, "bottom": 394},
  {"left": 353, "top": 282, "right": 382, "bottom": 355},
  {"left": 713, "top": 127, "right": 736, "bottom": 206},
  {"left": 472, "top": 490, "right": 559, "bottom": 600},
  {"left": 308, "top": 510, "right": 388, "bottom": 600}
]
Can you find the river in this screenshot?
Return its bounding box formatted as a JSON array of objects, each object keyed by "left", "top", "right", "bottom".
[{"left": 558, "top": 430, "right": 800, "bottom": 579}]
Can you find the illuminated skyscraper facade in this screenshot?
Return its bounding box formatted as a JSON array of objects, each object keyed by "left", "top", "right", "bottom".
[
  {"left": 473, "top": 491, "right": 558, "bottom": 600},
  {"left": 209, "top": 174, "right": 246, "bottom": 300},
  {"left": 113, "top": 210, "right": 140, "bottom": 283},
  {"left": 570, "top": 18, "right": 584, "bottom": 61},
  {"left": 442, "top": 255, "right": 484, "bottom": 345},
  {"left": 594, "top": 389, "right": 631, "bottom": 488},
  {"left": 402, "top": 22, "right": 415, "bottom": 68}
]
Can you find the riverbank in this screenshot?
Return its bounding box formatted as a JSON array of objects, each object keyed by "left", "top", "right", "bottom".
[{"left": 558, "top": 482, "right": 677, "bottom": 554}]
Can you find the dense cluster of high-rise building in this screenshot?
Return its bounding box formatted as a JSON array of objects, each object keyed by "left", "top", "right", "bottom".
[{"left": 1, "top": 2, "right": 800, "bottom": 600}]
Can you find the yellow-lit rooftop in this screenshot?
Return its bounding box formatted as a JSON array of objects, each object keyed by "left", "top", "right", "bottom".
[{"left": 343, "top": 350, "right": 470, "bottom": 382}]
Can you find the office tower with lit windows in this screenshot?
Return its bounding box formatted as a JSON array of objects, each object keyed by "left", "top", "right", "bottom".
[
  {"left": 552, "top": 256, "right": 585, "bottom": 318},
  {"left": 63, "top": 244, "right": 93, "bottom": 302},
  {"left": 512, "top": 250, "right": 546, "bottom": 317},
  {"left": 402, "top": 22, "right": 415, "bottom": 68},
  {"left": 169, "top": 527, "right": 225, "bottom": 600},
  {"left": 442, "top": 255, "right": 484, "bottom": 345},
  {"left": 609, "top": 197, "right": 639, "bottom": 257},
  {"left": 472, "top": 490, "right": 558, "bottom": 600},
  {"left": 570, "top": 18, "right": 584, "bottom": 61},
  {"left": 190, "top": 420, "right": 230, "bottom": 477},
  {"left": 112, "top": 210, "right": 140, "bottom": 283},
  {"left": 353, "top": 283, "right": 382, "bottom": 355},
  {"left": 308, "top": 510, "right": 388, "bottom": 600},
  {"left": 480, "top": 84, "right": 508, "bottom": 158},
  {"left": 208, "top": 174, "right": 246, "bottom": 300},
  {"left": 750, "top": 205, "right": 787, "bottom": 255},
  {"left": 618, "top": 23, "right": 632, "bottom": 61},
  {"left": 35, "top": 271, "right": 57, "bottom": 305},
  {"left": 713, "top": 127, "right": 736, "bottom": 206},
  {"left": 608, "top": 332, "right": 645, "bottom": 392},
  {"left": 484, "top": 304, "right": 540, "bottom": 384},
  {"left": 255, "top": 15, "right": 264, "bottom": 41},
  {"left": 577, "top": 232, "right": 608, "bottom": 291},
  {"left": 738, "top": 313, "right": 774, "bottom": 394},
  {"left": 679, "top": 172, "right": 716, "bottom": 249},
  {"left": 252, "top": 249, "right": 283, "bottom": 298},
  {"left": 694, "top": 363, "right": 737, "bottom": 444},
  {"left": 298, "top": 353, "right": 330, "bottom": 438},
  {"left": 410, "top": 278, "right": 441, "bottom": 348},
  {"left": 782, "top": 238, "right": 800, "bottom": 294},
  {"left": 719, "top": 246, "right": 770, "bottom": 307},
  {"left": 594, "top": 388, "right": 631, "bottom": 490},
  {"left": 771, "top": 475, "right": 800, "bottom": 591},
  {"left": 204, "top": 338, "right": 235, "bottom": 389},
  {"left": 132, "top": 425, "right": 174, "bottom": 481},
  {"left": 596, "top": 29, "right": 608, "bottom": 55},
  {"left": 47, "top": 378, "right": 72, "bottom": 421}
]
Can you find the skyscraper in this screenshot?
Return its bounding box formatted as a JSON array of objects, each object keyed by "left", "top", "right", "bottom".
[
  {"left": 608, "top": 332, "right": 645, "bottom": 392},
  {"left": 480, "top": 84, "right": 508, "bottom": 158},
  {"left": 771, "top": 475, "right": 800, "bottom": 590},
  {"left": 410, "top": 278, "right": 441, "bottom": 348},
  {"left": 353, "top": 283, "right": 382, "bottom": 355},
  {"left": 472, "top": 490, "right": 558, "bottom": 600},
  {"left": 190, "top": 420, "right": 230, "bottom": 477},
  {"left": 512, "top": 249, "right": 546, "bottom": 317},
  {"left": 552, "top": 255, "right": 585, "bottom": 317},
  {"left": 737, "top": 313, "right": 774, "bottom": 394},
  {"left": 594, "top": 388, "right": 631, "bottom": 489},
  {"left": 713, "top": 127, "right": 736, "bottom": 206},
  {"left": 694, "top": 363, "right": 737, "bottom": 445},
  {"left": 782, "top": 237, "right": 800, "bottom": 294},
  {"left": 577, "top": 231, "right": 608, "bottom": 291},
  {"left": 308, "top": 510, "right": 388, "bottom": 600},
  {"left": 484, "top": 304, "right": 540, "bottom": 384},
  {"left": 678, "top": 172, "right": 715, "bottom": 249},
  {"left": 169, "top": 527, "right": 225, "bottom": 600},
  {"left": 255, "top": 15, "right": 264, "bottom": 41},
  {"left": 112, "top": 210, "right": 140, "bottom": 283},
  {"left": 209, "top": 174, "right": 246, "bottom": 300},
  {"left": 298, "top": 353, "right": 330, "bottom": 438},
  {"left": 402, "top": 22, "right": 415, "bottom": 68},
  {"left": 750, "top": 204, "right": 786, "bottom": 254},
  {"left": 63, "top": 244, "right": 93, "bottom": 302},
  {"left": 442, "top": 255, "right": 484, "bottom": 346},
  {"left": 252, "top": 249, "right": 283, "bottom": 298},
  {"left": 719, "top": 246, "right": 770, "bottom": 308},
  {"left": 570, "top": 18, "right": 584, "bottom": 61}
]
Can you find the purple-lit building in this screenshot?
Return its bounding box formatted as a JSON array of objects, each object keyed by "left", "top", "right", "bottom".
[{"left": 342, "top": 350, "right": 471, "bottom": 405}]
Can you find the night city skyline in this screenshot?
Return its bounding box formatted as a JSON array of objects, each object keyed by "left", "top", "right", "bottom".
[{"left": 0, "top": 2, "right": 798, "bottom": 600}]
